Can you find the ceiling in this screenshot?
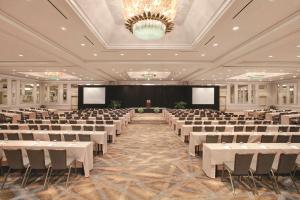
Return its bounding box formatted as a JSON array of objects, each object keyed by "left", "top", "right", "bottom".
[{"left": 0, "top": 0, "right": 299, "bottom": 83}]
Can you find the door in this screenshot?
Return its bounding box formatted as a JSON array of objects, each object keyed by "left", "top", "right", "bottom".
[
  {"left": 219, "top": 96, "right": 226, "bottom": 112},
  {"left": 71, "top": 96, "right": 78, "bottom": 110}
]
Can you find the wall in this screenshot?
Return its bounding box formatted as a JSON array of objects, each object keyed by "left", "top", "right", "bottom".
[{"left": 1, "top": 74, "right": 300, "bottom": 112}]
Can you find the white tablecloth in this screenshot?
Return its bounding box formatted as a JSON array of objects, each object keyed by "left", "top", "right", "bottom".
[
  {"left": 180, "top": 125, "right": 296, "bottom": 142},
  {"left": 2, "top": 123, "right": 117, "bottom": 143},
  {"left": 0, "top": 130, "right": 107, "bottom": 154},
  {"left": 189, "top": 131, "right": 300, "bottom": 156},
  {"left": 0, "top": 140, "right": 93, "bottom": 177},
  {"left": 202, "top": 143, "right": 300, "bottom": 178}
]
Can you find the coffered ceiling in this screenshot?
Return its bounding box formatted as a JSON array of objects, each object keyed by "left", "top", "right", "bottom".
[{"left": 0, "top": 0, "right": 299, "bottom": 83}]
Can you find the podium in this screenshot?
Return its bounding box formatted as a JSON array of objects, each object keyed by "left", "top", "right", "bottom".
[{"left": 146, "top": 99, "right": 151, "bottom": 108}]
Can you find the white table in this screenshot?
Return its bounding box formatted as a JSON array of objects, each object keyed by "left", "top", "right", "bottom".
[
  {"left": 180, "top": 125, "right": 295, "bottom": 142},
  {"left": 0, "top": 140, "right": 93, "bottom": 177},
  {"left": 0, "top": 130, "right": 107, "bottom": 154},
  {"left": 202, "top": 143, "right": 300, "bottom": 178},
  {"left": 189, "top": 131, "right": 300, "bottom": 156},
  {"left": 2, "top": 123, "right": 117, "bottom": 143}
]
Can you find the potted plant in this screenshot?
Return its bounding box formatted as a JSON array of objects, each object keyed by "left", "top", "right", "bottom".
[
  {"left": 153, "top": 107, "right": 160, "bottom": 113},
  {"left": 137, "top": 107, "right": 144, "bottom": 113},
  {"left": 174, "top": 101, "right": 187, "bottom": 109},
  {"left": 110, "top": 100, "right": 121, "bottom": 109}
]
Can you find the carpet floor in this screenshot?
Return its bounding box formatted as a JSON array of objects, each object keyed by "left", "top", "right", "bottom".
[{"left": 1, "top": 114, "right": 300, "bottom": 199}]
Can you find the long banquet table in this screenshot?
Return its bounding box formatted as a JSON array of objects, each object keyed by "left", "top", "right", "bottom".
[
  {"left": 0, "top": 140, "right": 93, "bottom": 177},
  {"left": 1, "top": 123, "right": 117, "bottom": 143},
  {"left": 202, "top": 143, "right": 300, "bottom": 178},
  {"left": 0, "top": 112, "right": 21, "bottom": 123},
  {"left": 180, "top": 124, "right": 299, "bottom": 142},
  {"left": 189, "top": 131, "right": 300, "bottom": 156},
  {"left": 0, "top": 130, "right": 107, "bottom": 154}
]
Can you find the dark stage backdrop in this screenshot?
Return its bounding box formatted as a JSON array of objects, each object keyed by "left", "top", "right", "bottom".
[{"left": 78, "top": 85, "right": 219, "bottom": 110}]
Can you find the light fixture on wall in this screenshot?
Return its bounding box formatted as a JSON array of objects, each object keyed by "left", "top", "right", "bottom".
[{"left": 123, "top": 0, "right": 177, "bottom": 40}]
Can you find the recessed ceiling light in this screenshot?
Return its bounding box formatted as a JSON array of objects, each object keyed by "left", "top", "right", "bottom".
[
  {"left": 147, "top": 53, "right": 151, "bottom": 56},
  {"left": 80, "top": 43, "right": 86, "bottom": 46},
  {"left": 268, "top": 55, "right": 273, "bottom": 58},
  {"left": 60, "top": 26, "right": 67, "bottom": 31},
  {"left": 201, "top": 53, "right": 205, "bottom": 57},
  {"left": 18, "top": 54, "right": 24, "bottom": 57},
  {"left": 297, "top": 44, "right": 300, "bottom": 48},
  {"left": 12, "top": 69, "right": 16, "bottom": 72},
  {"left": 25, "top": 75, "right": 28, "bottom": 77},
  {"left": 232, "top": 26, "right": 240, "bottom": 31},
  {"left": 174, "top": 53, "right": 179, "bottom": 56},
  {"left": 63, "top": 69, "right": 66, "bottom": 72},
  {"left": 212, "top": 43, "right": 219, "bottom": 47},
  {"left": 171, "top": 78, "right": 174, "bottom": 80},
  {"left": 120, "top": 53, "right": 124, "bottom": 56},
  {"left": 296, "top": 55, "right": 300, "bottom": 58},
  {"left": 93, "top": 53, "right": 98, "bottom": 57},
  {"left": 293, "top": 75, "right": 297, "bottom": 78}
]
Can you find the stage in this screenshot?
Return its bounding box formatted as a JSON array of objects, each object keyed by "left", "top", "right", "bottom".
[
  {"left": 131, "top": 113, "right": 167, "bottom": 124},
  {"left": 134, "top": 107, "right": 164, "bottom": 113}
]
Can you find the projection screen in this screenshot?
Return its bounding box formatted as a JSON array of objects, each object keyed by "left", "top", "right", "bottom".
[
  {"left": 83, "top": 87, "right": 106, "bottom": 104},
  {"left": 192, "top": 87, "right": 215, "bottom": 104}
]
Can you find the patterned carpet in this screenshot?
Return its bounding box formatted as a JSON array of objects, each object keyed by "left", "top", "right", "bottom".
[{"left": 1, "top": 113, "right": 300, "bottom": 199}]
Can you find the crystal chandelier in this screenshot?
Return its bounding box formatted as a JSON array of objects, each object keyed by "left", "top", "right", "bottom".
[{"left": 123, "top": 0, "right": 177, "bottom": 40}]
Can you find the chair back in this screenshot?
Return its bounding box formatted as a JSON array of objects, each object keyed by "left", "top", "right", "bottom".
[
  {"left": 194, "top": 121, "right": 202, "bottom": 125},
  {"left": 291, "top": 135, "right": 300, "bottom": 143},
  {"left": 278, "top": 126, "right": 288, "bottom": 132},
  {"left": 0, "top": 125, "right": 8, "bottom": 130},
  {"left": 96, "top": 120, "right": 104, "bottom": 124},
  {"left": 204, "top": 126, "right": 214, "bottom": 132},
  {"left": 218, "top": 121, "right": 226, "bottom": 125},
  {"left": 40, "top": 125, "right": 50, "bottom": 130},
  {"left": 86, "top": 120, "right": 94, "bottom": 124},
  {"left": 7, "top": 133, "right": 19, "bottom": 140},
  {"left": 64, "top": 134, "right": 76, "bottom": 141},
  {"left": 236, "top": 135, "right": 249, "bottom": 143},
  {"left": 69, "top": 120, "right": 77, "bottom": 124},
  {"left": 216, "top": 126, "right": 225, "bottom": 132},
  {"left": 260, "top": 135, "right": 274, "bottom": 143},
  {"left": 229, "top": 121, "right": 237, "bottom": 125},
  {"left": 95, "top": 126, "right": 105, "bottom": 131},
  {"left": 245, "top": 126, "right": 255, "bottom": 132},
  {"left": 185, "top": 121, "right": 192, "bottom": 125},
  {"left": 4, "top": 149, "right": 26, "bottom": 169},
  {"left": 22, "top": 133, "right": 34, "bottom": 140},
  {"left": 0, "top": 133, "right": 4, "bottom": 140},
  {"left": 234, "top": 126, "right": 244, "bottom": 132},
  {"left": 192, "top": 126, "right": 202, "bottom": 132},
  {"left": 26, "top": 149, "right": 46, "bottom": 169},
  {"left": 9, "top": 125, "right": 19, "bottom": 130},
  {"left": 51, "top": 125, "right": 61, "bottom": 130},
  {"left": 289, "top": 126, "right": 300, "bottom": 132},
  {"left": 28, "top": 125, "right": 38, "bottom": 130},
  {"left": 48, "top": 149, "right": 67, "bottom": 170},
  {"left": 203, "top": 121, "right": 212, "bottom": 125},
  {"left": 205, "top": 135, "right": 218, "bottom": 143},
  {"left": 35, "top": 120, "right": 42, "bottom": 124},
  {"left": 78, "top": 134, "right": 91, "bottom": 141},
  {"left": 59, "top": 120, "right": 67, "bottom": 124},
  {"left": 238, "top": 121, "right": 246, "bottom": 125},
  {"left": 233, "top": 153, "right": 254, "bottom": 175},
  {"left": 221, "top": 135, "right": 234, "bottom": 143},
  {"left": 84, "top": 126, "right": 93, "bottom": 131},
  {"left": 276, "top": 153, "right": 298, "bottom": 174},
  {"left": 255, "top": 153, "right": 276, "bottom": 175},
  {"left": 50, "top": 120, "right": 58, "bottom": 124},
  {"left": 276, "top": 135, "right": 290, "bottom": 143},
  {"left": 49, "top": 133, "right": 61, "bottom": 141},
  {"left": 71, "top": 125, "right": 81, "bottom": 131},
  {"left": 257, "top": 126, "right": 267, "bottom": 132}
]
